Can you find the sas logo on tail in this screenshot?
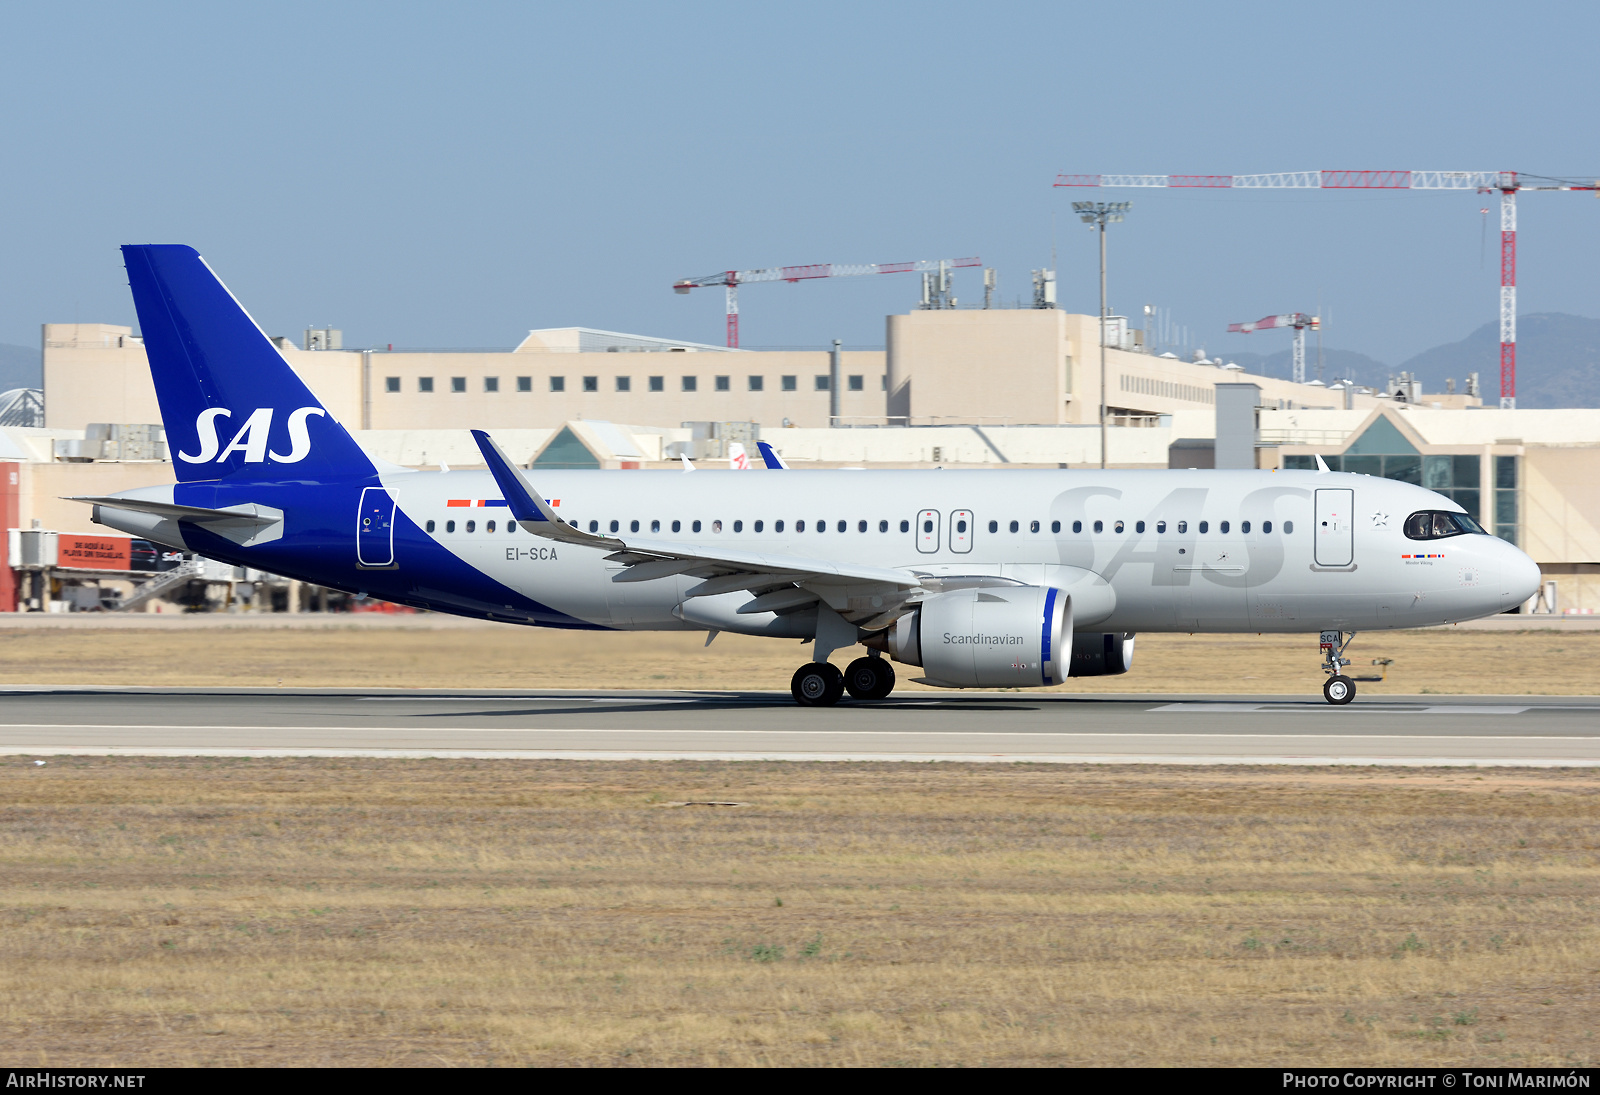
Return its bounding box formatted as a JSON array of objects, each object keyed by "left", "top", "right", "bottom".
[{"left": 178, "top": 407, "right": 326, "bottom": 465}]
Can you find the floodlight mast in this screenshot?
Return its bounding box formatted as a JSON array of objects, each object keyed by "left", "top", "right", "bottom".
[{"left": 1072, "top": 201, "right": 1131, "bottom": 469}]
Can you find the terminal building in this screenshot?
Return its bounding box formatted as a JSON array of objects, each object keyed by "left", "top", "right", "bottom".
[{"left": 8, "top": 303, "right": 1597, "bottom": 615}]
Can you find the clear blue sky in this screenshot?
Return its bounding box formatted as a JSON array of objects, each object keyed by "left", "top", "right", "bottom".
[{"left": 1, "top": 1, "right": 1595, "bottom": 364}]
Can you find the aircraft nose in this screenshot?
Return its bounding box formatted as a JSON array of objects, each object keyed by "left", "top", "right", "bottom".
[{"left": 1496, "top": 541, "right": 1542, "bottom": 611}]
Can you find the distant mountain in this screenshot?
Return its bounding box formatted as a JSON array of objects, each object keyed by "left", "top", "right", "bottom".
[
  {"left": 1397, "top": 313, "right": 1600, "bottom": 408},
  {"left": 0, "top": 343, "right": 41, "bottom": 393}
]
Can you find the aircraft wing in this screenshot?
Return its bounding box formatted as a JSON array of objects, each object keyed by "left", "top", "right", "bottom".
[
  {"left": 472, "top": 430, "right": 920, "bottom": 623},
  {"left": 66, "top": 495, "right": 282, "bottom": 526}
]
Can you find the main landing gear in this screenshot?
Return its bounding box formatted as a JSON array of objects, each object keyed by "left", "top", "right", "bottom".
[
  {"left": 1320, "top": 629, "right": 1356, "bottom": 705},
  {"left": 790, "top": 654, "right": 896, "bottom": 707}
]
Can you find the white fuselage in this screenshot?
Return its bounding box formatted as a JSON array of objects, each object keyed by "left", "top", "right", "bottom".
[{"left": 377, "top": 466, "right": 1539, "bottom": 634}]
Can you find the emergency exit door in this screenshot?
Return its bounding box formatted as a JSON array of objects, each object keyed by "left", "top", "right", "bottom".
[
  {"left": 916, "top": 509, "right": 940, "bottom": 553},
  {"left": 1314, "top": 488, "right": 1353, "bottom": 567},
  {"left": 357, "top": 487, "right": 396, "bottom": 567}
]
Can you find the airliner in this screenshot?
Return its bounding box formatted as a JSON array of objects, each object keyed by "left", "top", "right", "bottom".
[{"left": 78, "top": 246, "right": 1541, "bottom": 706}]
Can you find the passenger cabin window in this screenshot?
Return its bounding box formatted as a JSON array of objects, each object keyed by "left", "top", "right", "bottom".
[
  {"left": 465, "top": 520, "right": 475, "bottom": 533},
  {"left": 754, "top": 520, "right": 764, "bottom": 532},
  {"left": 671, "top": 520, "right": 681, "bottom": 532},
  {"left": 1220, "top": 520, "right": 1230, "bottom": 534},
  {"left": 446, "top": 520, "right": 455, "bottom": 533},
  {"left": 899, "top": 520, "right": 909, "bottom": 533},
  {"left": 1284, "top": 521, "right": 1293, "bottom": 534},
  {"left": 1136, "top": 520, "right": 1145, "bottom": 533},
  {"left": 651, "top": 519, "right": 660, "bottom": 532},
  {"left": 1073, "top": 520, "right": 1082, "bottom": 533},
  {"left": 1030, "top": 520, "right": 1040, "bottom": 533},
  {"left": 610, "top": 520, "right": 620, "bottom": 533},
  {"left": 1199, "top": 521, "right": 1209, "bottom": 533},
  {"left": 692, "top": 520, "right": 702, "bottom": 532},
  {"left": 1177, "top": 521, "right": 1187, "bottom": 533},
  {"left": 1404, "top": 510, "right": 1483, "bottom": 539},
  {"left": 1114, "top": 520, "right": 1125, "bottom": 533},
  {"left": 1093, "top": 520, "right": 1103, "bottom": 533},
  {"left": 1241, "top": 520, "right": 1251, "bottom": 533},
  {"left": 1009, "top": 520, "right": 1019, "bottom": 533},
  {"left": 631, "top": 520, "right": 640, "bottom": 532},
  {"left": 1156, "top": 521, "right": 1166, "bottom": 533},
  {"left": 879, "top": 520, "right": 888, "bottom": 532},
  {"left": 797, "top": 520, "right": 806, "bottom": 532},
  {"left": 988, "top": 520, "right": 999, "bottom": 533},
  {"left": 1051, "top": 520, "right": 1060, "bottom": 533},
  {"left": 487, "top": 520, "right": 496, "bottom": 532},
  {"left": 776, "top": 520, "right": 785, "bottom": 532},
  {"left": 588, "top": 520, "right": 598, "bottom": 532},
  {"left": 425, "top": 519, "right": 435, "bottom": 532}
]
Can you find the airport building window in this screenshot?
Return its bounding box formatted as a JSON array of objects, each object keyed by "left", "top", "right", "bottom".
[
  {"left": 484, "top": 376, "right": 499, "bottom": 393},
  {"left": 616, "top": 376, "right": 631, "bottom": 392},
  {"left": 649, "top": 376, "right": 664, "bottom": 392},
  {"left": 848, "top": 375, "right": 864, "bottom": 391},
  {"left": 715, "top": 375, "right": 730, "bottom": 392},
  {"left": 583, "top": 376, "right": 599, "bottom": 393},
  {"left": 748, "top": 376, "right": 764, "bottom": 392},
  {"left": 1495, "top": 455, "right": 1519, "bottom": 544},
  {"left": 445, "top": 520, "right": 455, "bottom": 533},
  {"left": 517, "top": 376, "right": 532, "bottom": 392},
  {"left": 549, "top": 376, "right": 565, "bottom": 393},
  {"left": 899, "top": 519, "right": 909, "bottom": 533},
  {"left": 814, "top": 375, "right": 830, "bottom": 391},
  {"left": 418, "top": 377, "right": 434, "bottom": 393},
  {"left": 881, "top": 375, "right": 888, "bottom": 390},
  {"left": 451, "top": 377, "right": 466, "bottom": 393},
  {"left": 385, "top": 376, "right": 400, "bottom": 393},
  {"left": 682, "top": 376, "right": 697, "bottom": 392},
  {"left": 781, "top": 375, "right": 798, "bottom": 392},
  {"left": 425, "top": 519, "right": 435, "bottom": 533}
]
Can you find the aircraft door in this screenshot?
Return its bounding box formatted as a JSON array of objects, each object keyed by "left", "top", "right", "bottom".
[
  {"left": 1314, "top": 488, "right": 1354, "bottom": 567},
  {"left": 357, "top": 486, "right": 396, "bottom": 567},
  {"left": 916, "top": 509, "right": 940, "bottom": 554},
  {"left": 949, "top": 510, "right": 973, "bottom": 553}
]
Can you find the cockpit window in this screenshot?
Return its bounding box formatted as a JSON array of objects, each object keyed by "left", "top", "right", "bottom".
[{"left": 1403, "top": 510, "right": 1483, "bottom": 540}]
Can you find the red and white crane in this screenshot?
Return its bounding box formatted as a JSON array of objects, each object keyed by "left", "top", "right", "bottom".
[
  {"left": 1055, "top": 170, "right": 1599, "bottom": 407},
  {"left": 1227, "top": 312, "right": 1320, "bottom": 384},
  {"left": 673, "top": 257, "right": 981, "bottom": 348}
]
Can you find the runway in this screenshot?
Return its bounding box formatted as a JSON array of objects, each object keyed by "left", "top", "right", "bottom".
[{"left": 2, "top": 686, "right": 1599, "bottom": 765}]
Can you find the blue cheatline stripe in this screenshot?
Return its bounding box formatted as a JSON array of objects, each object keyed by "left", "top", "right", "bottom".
[{"left": 1040, "top": 587, "right": 1058, "bottom": 685}]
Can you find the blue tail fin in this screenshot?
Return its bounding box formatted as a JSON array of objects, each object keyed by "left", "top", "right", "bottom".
[{"left": 122, "top": 244, "right": 373, "bottom": 483}]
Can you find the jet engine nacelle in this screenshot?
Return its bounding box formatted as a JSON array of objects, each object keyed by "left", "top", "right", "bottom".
[
  {"left": 874, "top": 586, "right": 1071, "bottom": 688},
  {"left": 1067, "top": 631, "right": 1137, "bottom": 676}
]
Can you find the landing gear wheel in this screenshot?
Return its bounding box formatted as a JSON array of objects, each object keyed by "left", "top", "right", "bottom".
[
  {"left": 1323, "top": 675, "right": 1356, "bottom": 705},
  {"left": 791, "top": 663, "right": 845, "bottom": 707},
  {"left": 844, "top": 656, "right": 896, "bottom": 701}
]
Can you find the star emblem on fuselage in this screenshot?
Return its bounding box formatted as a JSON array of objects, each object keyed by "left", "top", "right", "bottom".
[{"left": 1371, "top": 511, "right": 1389, "bottom": 527}]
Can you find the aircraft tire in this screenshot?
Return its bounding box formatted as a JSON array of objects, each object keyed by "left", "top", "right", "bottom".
[
  {"left": 792, "top": 663, "right": 845, "bottom": 707},
  {"left": 1323, "top": 675, "right": 1356, "bottom": 705},
  {"left": 844, "top": 656, "right": 895, "bottom": 701}
]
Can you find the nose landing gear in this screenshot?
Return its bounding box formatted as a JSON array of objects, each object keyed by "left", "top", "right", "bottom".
[{"left": 1320, "top": 629, "right": 1356, "bottom": 705}]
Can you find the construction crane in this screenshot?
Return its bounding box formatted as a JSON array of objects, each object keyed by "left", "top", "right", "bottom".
[
  {"left": 1227, "top": 312, "right": 1321, "bottom": 384},
  {"left": 673, "top": 257, "right": 981, "bottom": 348},
  {"left": 1055, "top": 170, "right": 1600, "bottom": 408}
]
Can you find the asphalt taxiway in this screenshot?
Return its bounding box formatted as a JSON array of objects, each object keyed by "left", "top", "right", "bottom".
[{"left": 1, "top": 686, "right": 1598, "bottom": 765}]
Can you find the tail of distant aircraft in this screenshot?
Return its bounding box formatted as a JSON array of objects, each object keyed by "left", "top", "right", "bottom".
[{"left": 121, "top": 244, "right": 373, "bottom": 483}]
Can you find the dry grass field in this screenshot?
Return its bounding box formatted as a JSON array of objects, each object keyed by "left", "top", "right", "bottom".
[
  {"left": 2, "top": 757, "right": 1598, "bottom": 1067},
  {"left": 1, "top": 623, "right": 1597, "bottom": 694}
]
